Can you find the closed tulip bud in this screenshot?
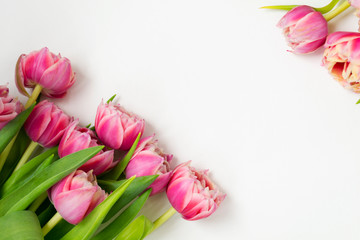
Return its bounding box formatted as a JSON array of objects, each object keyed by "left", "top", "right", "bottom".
[
  {"left": 277, "top": 5, "right": 328, "bottom": 54},
  {"left": 59, "top": 120, "right": 115, "bottom": 175},
  {"left": 49, "top": 170, "right": 107, "bottom": 225},
  {"left": 24, "top": 100, "right": 71, "bottom": 148},
  {"left": 16, "top": 47, "right": 75, "bottom": 98},
  {"left": 166, "top": 161, "right": 226, "bottom": 221},
  {"left": 125, "top": 135, "right": 172, "bottom": 195},
  {"left": 322, "top": 31, "right": 360, "bottom": 92},
  {"left": 95, "top": 101, "right": 144, "bottom": 150},
  {"left": 0, "top": 85, "right": 24, "bottom": 130}
]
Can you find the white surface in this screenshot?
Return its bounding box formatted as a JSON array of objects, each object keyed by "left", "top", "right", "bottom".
[{"left": 2, "top": 0, "right": 360, "bottom": 239}]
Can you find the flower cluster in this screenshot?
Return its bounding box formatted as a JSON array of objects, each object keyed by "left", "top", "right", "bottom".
[
  {"left": 264, "top": 0, "right": 360, "bottom": 94},
  {"left": 0, "top": 47, "right": 225, "bottom": 239}
]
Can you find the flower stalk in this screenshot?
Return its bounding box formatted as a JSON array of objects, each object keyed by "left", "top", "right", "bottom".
[
  {"left": 150, "top": 207, "right": 177, "bottom": 234},
  {"left": 24, "top": 84, "right": 42, "bottom": 109},
  {"left": 323, "top": 0, "right": 351, "bottom": 21},
  {"left": 42, "top": 212, "right": 63, "bottom": 236},
  {"left": 13, "top": 141, "right": 39, "bottom": 172}
]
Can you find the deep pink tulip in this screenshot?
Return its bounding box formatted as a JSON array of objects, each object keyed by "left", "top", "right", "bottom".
[
  {"left": 16, "top": 47, "right": 75, "bottom": 98},
  {"left": 277, "top": 5, "right": 328, "bottom": 54},
  {"left": 24, "top": 100, "right": 71, "bottom": 148},
  {"left": 166, "top": 161, "right": 226, "bottom": 221},
  {"left": 95, "top": 101, "right": 144, "bottom": 150},
  {"left": 125, "top": 135, "right": 172, "bottom": 195},
  {"left": 0, "top": 85, "right": 23, "bottom": 130},
  {"left": 322, "top": 31, "right": 360, "bottom": 92},
  {"left": 59, "top": 120, "right": 115, "bottom": 175},
  {"left": 49, "top": 170, "right": 107, "bottom": 225}
]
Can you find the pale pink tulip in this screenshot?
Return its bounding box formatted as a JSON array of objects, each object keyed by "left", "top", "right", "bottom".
[
  {"left": 125, "top": 135, "right": 172, "bottom": 195},
  {"left": 16, "top": 47, "right": 75, "bottom": 98},
  {"left": 24, "top": 100, "right": 71, "bottom": 147},
  {"left": 49, "top": 170, "right": 107, "bottom": 225},
  {"left": 59, "top": 120, "right": 115, "bottom": 175},
  {"left": 95, "top": 101, "right": 144, "bottom": 150},
  {"left": 0, "top": 85, "right": 23, "bottom": 130},
  {"left": 277, "top": 5, "right": 328, "bottom": 54},
  {"left": 322, "top": 31, "right": 360, "bottom": 92},
  {"left": 166, "top": 161, "right": 226, "bottom": 221}
]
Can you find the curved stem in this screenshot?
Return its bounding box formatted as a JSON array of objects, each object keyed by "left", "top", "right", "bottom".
[
  {"left": 261, "top": 0, "right": 340, "bottom": 14},
  {"left": 28, "top": 192, "right": 47, "bottom": 212},
  {"left": 42, "top": 212, "right": 63, "bottom": 236},
  {"left": 13, "top": 141, "right": 39, "bottom": 172},
  {"left": 324, "top": 1, "right": 351, "bottom": 21},
  {"left": 25, "top": 84, "right": 42, "bottom": 109},
  {"left": 150, "top": 207, "right": 177, "bottom": 234}
]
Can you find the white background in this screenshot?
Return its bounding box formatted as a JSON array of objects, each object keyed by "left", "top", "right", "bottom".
[{"left": 2, "top": 0, "right": 360, "bottom": 239}]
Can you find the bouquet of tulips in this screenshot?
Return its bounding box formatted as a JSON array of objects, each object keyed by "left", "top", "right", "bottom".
[
  {"left": 0, "top": 47, "right": 226, "bottom": 239},
  {"left": 263, "top": 0, "right": 360, "bottom": 95}
]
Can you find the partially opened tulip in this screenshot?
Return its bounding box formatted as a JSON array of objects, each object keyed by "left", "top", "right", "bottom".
[
  {"left": 277, "top": 5, "right": 328, "bottom": 54},
  {"left": 95, "top": 100, "right": 144, "bottom": 150},
  {"left": 59, "top": 120, "right": 115, "bottom": 175},
  {"left": 322, "top": 31, "right": 360, "bottom": 92},
  {"left": 125, "top": 135, "right": 172, "bottom": 195},
  {"left": 49, "top": 170, "right": 107, "bottom": 225},
  {"left": 16, "top": 47, "right": 75, "bottom": 99},
  {"left": 166, "top": 161, "right": 226, "bottom": 221},
  {"left": 0, "top": 85, "right": 23, "bottom": 130},
  {"left": 24, "top": 100, "right": 71, "bottom": 148}
]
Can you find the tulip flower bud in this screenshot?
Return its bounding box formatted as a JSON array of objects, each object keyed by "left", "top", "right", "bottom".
[
  {"left": 277, "top": 5, "right": 328, "bottom": 54},
  {"left": 0, "top": 85, "right": 24, "bottom": 130},
  {"left": 322, "top": 31, "right": 360, "bottom": 92},
  {"left": 166, "top": 161, "right": 226, "bottom": 221},
  {"left": 125, "top": 135, "right": 172, "bottom": 195},
  {"left": 95, "top": 101, "right": 145, "bottom": 150},
  {"left": 24, "top": 100, "right": 71, "bottom": 148},
  {"left": 16, "top": 47, "right": 75, "bottom": 98},
  {"left": 59, "top": 120, "right": 115, "bottom": 175},
  {"left": 49, "top": 170, "right": 107, "bottom": 225}
]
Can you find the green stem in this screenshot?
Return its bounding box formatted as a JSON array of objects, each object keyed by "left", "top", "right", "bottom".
[
  {"left": 0, "top": 136, "right": 17, "bottom": 173},
  {"left": 24, "top": 84, "right": 42, "bottom": 109},
  {"left": 28, "top": 192, "right": 47, "bottom": 212},
  {"left": 261, "top": 0, "right": 341, "bottom": 14},
  {"left": 13, "top": 141, "right": 39, "bottom": 172},
  {"left": 324, "top": 1, "right": 351, "bottom": 21},
  {"left": 150, "top": 207, "right": 177, "bottom": 234},
  {"left": 42, "top": 212, "right": 63, "bottom": 236}
]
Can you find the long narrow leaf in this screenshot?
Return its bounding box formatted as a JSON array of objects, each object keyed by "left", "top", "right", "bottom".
[
  {"left": 60, "top": 176, "right": 135, "bottom": 240},
  {"left": 1, "top": 147, "right": 58, "bottom": 197},
  {"left": 92, "top": 189, "right": 151, "bottom": 240},
  {"left": 0, "top": 210, "right": 43, "bottom": 240},
  {"left": 100, "top": 175, "right": 157, "bottom": 222},
  {"left": 0, "top": 146, "right": 103, "bottom": 216},
  {"left": 115, "top": 215, "right": 153, "bottom": 240},
  {"left": 0, "top": 104, "right": 34, "bottom": 154}
]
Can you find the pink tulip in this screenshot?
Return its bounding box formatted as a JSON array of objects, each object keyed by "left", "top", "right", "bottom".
[
  {"left": 125, "top": 135, "right": 172, "bottom": 195},
  {"left": 49, "top": 170, "right": 107, "bottom": 225},
  {"left": 59, "top": 120, "right": 115, "bottom": 175},
  {"left": 166, "top": 161, "right": 226, "bottom": 221},
  {"left": 16, "top": 47, "right": 75, "bottom": 98},
  {"left": 24, "top": 100, "right": 71, "bottom": 148},
  {"left": 322, "top": 31, "right": 360, "bottom": 92},
  {"left": 0, "top": 85, "right": 23, "bottom": 130},
  {"left": 277, "top": 5, "right": 328, "bottom": 54},
  {"left": 95, "top": 101, "right": 144, "bottom": 150}
]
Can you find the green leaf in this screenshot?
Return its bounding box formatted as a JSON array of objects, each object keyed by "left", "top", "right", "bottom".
[
  {"left": 1, "top": 147, "right": 58, "bottom": 197},
  {"left": 92, "top": 189, "right": 151, "bottom": 240},
  {"left": 0, "top": 104, "right": 34, "bottom": 154},
  {"left": 101, "top": 133, "right": 141, "bottom": 180},
  {"left": 60, "top": 176, "right": 135, "bottom": 240},
  {"left": 106, "top": 94, "right": 116, "bottom": 103},
  {"left": 114, "top": 215, "right": 153, "bottom": 240},
  {"left": 100, "top": 175, "right": 157, "bottom": 222},
  {"left": 0, "top": 146, "right": 103, "bottom": 216},
  {"left": 0, "top": 128, "right": 31, "bottom": 186},
  {"left": 356, "top": 98, "right": 360, "bottom": 104},
  {"left": 0, "top": 210, "right": 43, "bottom": 240}
]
